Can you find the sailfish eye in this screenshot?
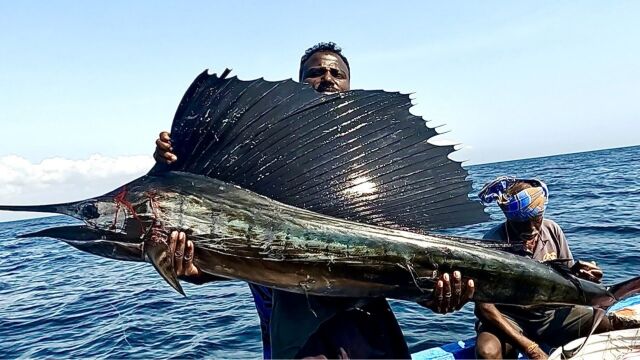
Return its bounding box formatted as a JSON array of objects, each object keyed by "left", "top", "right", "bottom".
[{"left": 80, "top": 203, "right": 100, "bottom": 220}]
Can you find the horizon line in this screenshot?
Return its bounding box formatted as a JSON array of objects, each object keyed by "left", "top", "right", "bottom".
[{"left": 466, "top": 143, "right": 639, "bottom": 167}]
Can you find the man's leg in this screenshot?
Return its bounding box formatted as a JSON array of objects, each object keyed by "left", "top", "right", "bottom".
[
  {"left": 476, "top": 330, "right": 511, "bottom": 359},
  {"left": 475, "top": 303, "right": 526, "bottom": 359},
  {"left": 476, "top": 322, "right": 519, "bottom": 359}
]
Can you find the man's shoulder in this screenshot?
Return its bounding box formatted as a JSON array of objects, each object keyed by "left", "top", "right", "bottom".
[
  {"left": 541, "top": 219, "right": 565, "bottom": 238},
  {"left": 483, "top": 222, "right": 507, "bottom": 241},
  {"left": 542, "top": 218, "right": 561, "bottom": 230}
]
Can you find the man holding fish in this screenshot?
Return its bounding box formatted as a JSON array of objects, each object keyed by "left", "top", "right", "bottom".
[
  {"left": 6, "top": 42, "right": 635, "bottom": 360},
  {"left": 475, "top": 177, "right": 620, "bottom": 359},
  {"left": 153, "top": 42, "right": 475, "bottom": 359}
]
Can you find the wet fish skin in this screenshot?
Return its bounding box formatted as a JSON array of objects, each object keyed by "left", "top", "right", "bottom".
[
  {"left": 10, "top": 171, "right": 626, "bottom": 307},
  {"left": 154, "top": 173, "right": 617, "bottom": 306}
]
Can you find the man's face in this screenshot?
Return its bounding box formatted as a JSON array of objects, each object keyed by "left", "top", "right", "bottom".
[
  {"left": 300, "top": 51, "right": 350, "bottom": 93},
  {"left": 508, "top": 216, "right": 543, "bottom": 243}
]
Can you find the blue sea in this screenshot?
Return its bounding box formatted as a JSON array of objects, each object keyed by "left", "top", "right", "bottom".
[{"left": 1, "top": 145, "right": 638, "bottom": 358}]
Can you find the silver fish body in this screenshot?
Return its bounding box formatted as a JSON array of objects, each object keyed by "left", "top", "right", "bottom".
[{"left": 54, "top": 171, "right": 623, "bottom": 307}]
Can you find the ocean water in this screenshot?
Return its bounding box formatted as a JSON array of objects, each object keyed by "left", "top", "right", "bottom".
[{"left": 0, "top": 145, "right": 638, "bottom": 358}]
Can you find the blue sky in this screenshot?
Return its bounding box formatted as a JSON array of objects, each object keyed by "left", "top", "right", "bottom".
[{"left": 1, "top": 1, "right": 639, "bottom": 221}]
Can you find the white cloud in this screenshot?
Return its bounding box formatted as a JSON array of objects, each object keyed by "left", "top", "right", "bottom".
[{"left": 0, "top": 154, "right": 154, "bottom": 222}]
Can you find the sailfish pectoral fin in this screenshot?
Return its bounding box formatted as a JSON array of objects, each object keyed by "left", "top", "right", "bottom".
[{"left": 145, "top": 238, "right": 186, "bottom": 297}]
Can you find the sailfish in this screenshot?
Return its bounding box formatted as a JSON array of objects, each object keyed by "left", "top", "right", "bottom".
[{"left": 1, "top": 69, "right": 638, "bottom": 307}]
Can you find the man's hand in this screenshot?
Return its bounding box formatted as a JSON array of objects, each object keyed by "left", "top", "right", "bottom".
[
  {"left": 572, "top": 260, "right": 603, "bottom": 283},
  {"left": 168, "top": 230, "right": 200, "bottom": 279},
  {"left": 154, "top": 131, "right": 177, "bottom": 164},
  {"left": 419, "top": 271, "right": 475, "bottom": 314},
  {"left": 524, "top": 342, "right": 548, "bottom": 360}
]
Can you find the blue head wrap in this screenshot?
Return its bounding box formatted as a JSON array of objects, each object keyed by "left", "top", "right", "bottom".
[{"left": 478, "top": 176, "right": 549, "bottom": 222}]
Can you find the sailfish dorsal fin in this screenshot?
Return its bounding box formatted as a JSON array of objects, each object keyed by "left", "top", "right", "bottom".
[{"left": 152, "top": 70, "right": 489, "bottom": 231}]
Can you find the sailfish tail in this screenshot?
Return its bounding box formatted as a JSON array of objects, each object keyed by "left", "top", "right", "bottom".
[
  {"left": 561, "top": 277, "right": 640, "bottom": 358},
  {"left": 609, "top": 276, "right": 640, "bottom": 302}
]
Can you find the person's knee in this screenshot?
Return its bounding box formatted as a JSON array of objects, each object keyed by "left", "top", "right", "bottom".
[{"left": 476, "top": 337, "right": 502, "bottom": 359}]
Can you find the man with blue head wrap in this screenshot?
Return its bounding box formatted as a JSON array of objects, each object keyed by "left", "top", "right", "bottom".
[
  {"left": 474, "top": 177, "right": 616, "bottom": 359},
  {"left": 479, "top": 176, "right": 549, "bottom": 222}
]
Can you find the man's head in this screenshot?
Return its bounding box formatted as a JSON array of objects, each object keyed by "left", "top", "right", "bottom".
[
  {"left": 503, "top": 182, "right": 544, "bottom": 241},
  {"left": 478, "top": 176, "right": 549, "bottom": 241},
  {"left": 299, "top": 42, "right": 350, "bottom": 93}
]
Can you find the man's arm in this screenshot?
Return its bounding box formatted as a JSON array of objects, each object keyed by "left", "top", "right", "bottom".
[
  {"left": 155, "top": 132, "right": 226, "bottom": 284},
  {"left": 553, "top": 222, "right": 603, "bottom": 283},
  {"left": 475, "top": 303, "right": 548, "bottom": 359}
]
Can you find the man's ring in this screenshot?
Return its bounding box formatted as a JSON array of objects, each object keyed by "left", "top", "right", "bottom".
[
  {"left": 184, "top": 254, "right": 193, "bottom": 261},
  {"left": 444, "top": 292, "right": 452, "bottom": 298},
  {"left": 175, "top": 251, "right": 183, "bottom": 258}
]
